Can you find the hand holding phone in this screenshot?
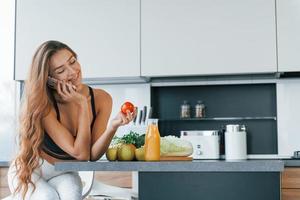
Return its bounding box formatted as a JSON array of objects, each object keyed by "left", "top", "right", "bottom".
[
  {"left": 47, "top": 76, "right": 77, "bottom": 91},
  {"left": 47, "top": 76, "right": 58, "bottom": 90}
]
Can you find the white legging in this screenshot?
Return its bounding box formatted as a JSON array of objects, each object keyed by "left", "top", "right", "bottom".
[{"left": 7, "top": 159, "right": 82, "bottom": 200}]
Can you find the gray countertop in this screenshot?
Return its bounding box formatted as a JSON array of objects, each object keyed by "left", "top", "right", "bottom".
[
  {"left": 0, "top": 161, "right": 10, "bottom": 167},
  {"left": 4, "top": 159, "right": 299, "bottom": 169},
  {"left": 283, "top": 159, "right": 300, "bottom": 167},
  {"left": 55, "top": 160, "right": 284, "bottom": 172},
  {"left": 3, "top": 159, "right": 299, "bottom": 169}
]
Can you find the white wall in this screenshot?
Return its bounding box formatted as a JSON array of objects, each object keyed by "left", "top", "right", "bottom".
[
  {"left": 93, "top": 83, "right": 151, "bottom": 137},
  {"left": 0, "top": 83, "right": 19, "bottom": 161},
  {"left": 0, "top": 0, "right": 18, "bottom": 161},
  {"left": 0, "top": 0, "right": 14, "bottom": 81}
]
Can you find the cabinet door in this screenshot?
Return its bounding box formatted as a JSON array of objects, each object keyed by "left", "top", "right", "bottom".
[
  {"left": 282, "top": 168, "right": 300, "bottom": 188},
  {"left": 282, "top": 168, "right": 300, "bottom": 200},
  {"left": 15, "top": 0, "right": 140, "bottom": 80},
  {"left": 282, "top": 189, "right": 300, "bottom": 200},
  {"left": 277, "top": 0, "right": 300, "bottom": 72},
  {"left": 141, "top": 0, "right": 277, "bottom": 77}
]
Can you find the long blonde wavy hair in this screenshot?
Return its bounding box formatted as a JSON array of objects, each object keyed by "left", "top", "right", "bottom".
[{"left": 13, "top": 40, "right": 77, "bottom": 199}]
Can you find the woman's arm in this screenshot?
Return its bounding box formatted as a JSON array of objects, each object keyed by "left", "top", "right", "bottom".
[
  {"left": 73, "top": 98, "right": 91, "bottom": 160},
  {"left": 90, "top": 111, "right": 134, "bottom": 161},
  {"left": 90, "top": 90, "right": 135, "bottom": 161},
  {"left": 90, "top": 125, "right": 117, "bottom": 161},
  {"left": 89, "top": 91, "right": 113, "bottom": 161},
  {"left": 42, "top": 83, "right": 91, "bottom": 160}
]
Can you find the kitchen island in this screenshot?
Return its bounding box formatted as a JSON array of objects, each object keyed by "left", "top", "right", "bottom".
[{"left": 55, "top": 160, "right": 284, "bottom": 200}]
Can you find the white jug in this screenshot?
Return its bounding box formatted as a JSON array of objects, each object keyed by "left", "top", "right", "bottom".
[{"left": 225, "top": 124, "right": 247, "bottom": 160}]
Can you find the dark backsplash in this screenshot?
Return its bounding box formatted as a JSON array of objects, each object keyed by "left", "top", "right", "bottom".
[{"left": 151, "top": 83, "right": 277, "bottom": 154}]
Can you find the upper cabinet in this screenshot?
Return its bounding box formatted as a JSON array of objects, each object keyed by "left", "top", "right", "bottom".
[
  {"left": 141, "top": 0, "right": 277, "bottom": 77},
  {"left": 277, "top": 0, "right": 300, "bottom": 72},
  {"left": 15, "top": 0, "right": 140, "bottom": 80}
]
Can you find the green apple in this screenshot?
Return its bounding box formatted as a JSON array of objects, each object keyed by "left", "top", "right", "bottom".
[
  {"left": 135, "top": 147, "right": 145, "bottom": 161},
  {"left": 106, "top": 147, "right": 118, "bottom": 161},
  {"left": 117, "top": 144, "right": 135, "bottom": 161}
]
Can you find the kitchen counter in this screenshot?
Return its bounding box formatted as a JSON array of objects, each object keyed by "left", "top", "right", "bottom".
[
  {"left": 55, "top": 159, "right": 284, "bottom": 172},
  {"left": 0, "top": 161, "right": 10, "bottom": 167},
  {"left": 283, "top": 159, "right": 300, "bottom": 167},
  {"left": 55, "top": 159, "right": 282, "bottom": 200}
]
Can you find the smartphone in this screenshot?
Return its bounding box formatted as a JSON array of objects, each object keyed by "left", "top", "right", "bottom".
[{"left": 47, "top": 76, "right": 58, "bottom": 90}]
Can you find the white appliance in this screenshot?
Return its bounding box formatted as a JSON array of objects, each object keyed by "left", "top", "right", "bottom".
[
  {"left": 225, "top": 124, "right": 247, "bottom": 160},
  {"left": 180, "top": 130, "right": 220, "bottom": 159}
]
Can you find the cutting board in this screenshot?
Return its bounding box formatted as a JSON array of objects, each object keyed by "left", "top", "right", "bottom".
[{"left": 160, "top": 156, "right": 193, "bottom": 161}]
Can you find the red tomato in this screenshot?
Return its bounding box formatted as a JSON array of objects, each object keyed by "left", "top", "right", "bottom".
[{"left": 121, "top": 102, "right": 135, "bottom": 114}]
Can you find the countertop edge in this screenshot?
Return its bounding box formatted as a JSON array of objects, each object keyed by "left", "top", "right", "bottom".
[
  {"left": 283, "top": 159, "right": 300, "bottom": 167},
  {"left": 0, "top": 161, "right": 10, "bottom": 167},
  {"left": 4, "top": 159, "right": 300, "bottom": 169},
  {"left": 55, "top": 160, "right": 284, "bottom": 172}
]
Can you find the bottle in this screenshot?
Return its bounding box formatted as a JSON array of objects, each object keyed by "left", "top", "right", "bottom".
[
  {"left": 144, "top": 119, "right": 161, "bottom": 161},
  {"left": 180, "top": 100, "right": 191, "bottom": 118},
  {"left": 195, "top": 100, "right": 205, "bottom": 118}
]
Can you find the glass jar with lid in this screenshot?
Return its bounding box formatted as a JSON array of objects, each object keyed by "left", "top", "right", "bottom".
[
  {"left": 180, "top": 100, "right": 191, "bottom": 118},
  {"left": 194, "top": 100, "right": 205, "bottom": 118}
]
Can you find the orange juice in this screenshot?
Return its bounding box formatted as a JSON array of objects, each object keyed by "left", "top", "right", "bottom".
[{"left": 144, "top": 119, "right": 160, "bottom": 161}]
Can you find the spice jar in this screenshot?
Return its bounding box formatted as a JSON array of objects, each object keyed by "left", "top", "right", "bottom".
[
  {"left": 180, "top": 100, "right": 191, "bottom": 118},
  {"left": 195, "top": 100, "right": 205, "bottom": 118}
]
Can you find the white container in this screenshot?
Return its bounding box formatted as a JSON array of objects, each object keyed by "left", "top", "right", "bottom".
[
  {"left": 180, "top": 130, "right": 220, "bottom": 159},
  {"left": 225, "top": 124, "right": 247, "bottom": 160}
]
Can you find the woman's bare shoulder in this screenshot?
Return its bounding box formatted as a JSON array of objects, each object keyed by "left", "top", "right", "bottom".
[
  {"left": 92, "top": 88, "right": 112, "bottom": 108},
  {"left": 92, "top": 88, "right": 112, "bottom": 100}
]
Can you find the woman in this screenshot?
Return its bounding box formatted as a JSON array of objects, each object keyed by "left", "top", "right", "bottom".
[{"left": 7, "top": 40, "right": 136, "bottom": 200}]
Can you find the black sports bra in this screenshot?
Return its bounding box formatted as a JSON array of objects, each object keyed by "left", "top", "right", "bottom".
[{"left": 43, "top": 86, "right": 96, "bottom": 160}]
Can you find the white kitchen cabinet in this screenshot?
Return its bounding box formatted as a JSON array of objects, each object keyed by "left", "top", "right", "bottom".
[
  {"left": 277, "top": 0, "right": 300, "bottom": 72},
  {"left": 141, "top": 0, "right": 277, "bottom": 77},
  {"left": 15, "top": 0, "right": 140, "bottom": 80}
]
